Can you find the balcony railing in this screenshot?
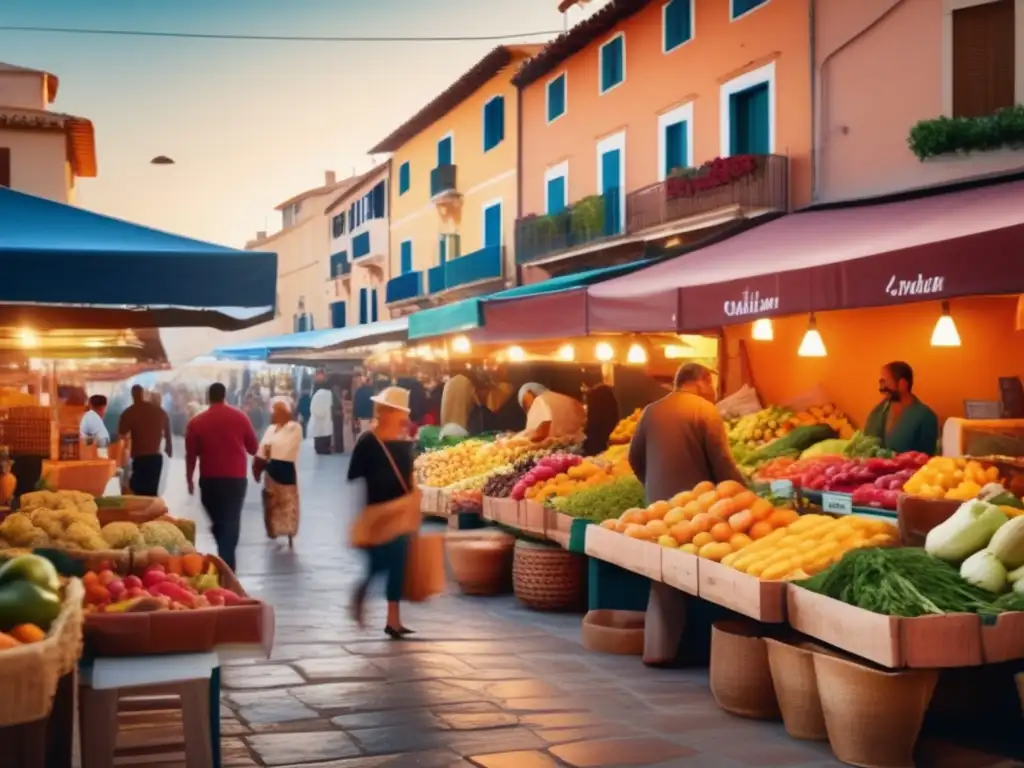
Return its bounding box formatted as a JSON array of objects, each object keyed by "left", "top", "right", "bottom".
[
  {"left": 444, "top": 245, "right": 503, "bottom": 290},
  {"left": 329, "top": 251, "right": 350, "bottom": 278},
  {"left": 514, "top": 192, "right": 619, "bottom": 265},
  {"left": 385, "top": 271, "right": 424, "bottom": 304},
  {"left": 427, "top": 264, "right": 446, "bottom": 294},
  {"left": 430, "top": 164, "right": 457, "bottom": 198},
  {"left": 351, "top": 231, "right": 371, "bottom": 260},
  {"left": 627, "top": 154, "right": 789, "bottom": 234}
]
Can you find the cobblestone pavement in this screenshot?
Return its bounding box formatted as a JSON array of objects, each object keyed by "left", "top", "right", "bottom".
[{"left": 159, "top": 443, "right": 1018, "bottom": 768}]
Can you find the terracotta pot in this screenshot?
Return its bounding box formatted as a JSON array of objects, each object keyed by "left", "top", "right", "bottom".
[
  {"left": 709, "top": 620, "right": 780, "bottom": 720},
  {"left": 813, "top": 652, "right": 937, "bottom": 768},
  {"left": 581, "top": 610, "right": 645, "bottom": 656},
  {"left": 764, "top": 638, "right": 827, "bottom": 741},
  {"left": 444, "top": 532, "right": 514, "bottom": 596}
]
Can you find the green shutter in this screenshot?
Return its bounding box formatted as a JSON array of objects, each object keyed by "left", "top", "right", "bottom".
[
  {"left": 399, "top": 162, "right": 410, "bottom": 194},
  {"left": 665, "top": 121, "right": 687, "bottom": 175},
  {"left": 664, "top": 0, "right": 692, "bottom": 50},
  {"left": 729, "top": 83, "right": 769, "bottom": 155},
  {"left": 547, "top": 74, "right": 566, "bottom": 121},
  {"left": 732, "top": 0, "right": 768, "bottom": 18},
  {"left": 601, "top": 36, "right": 624, "bottom": 92}
]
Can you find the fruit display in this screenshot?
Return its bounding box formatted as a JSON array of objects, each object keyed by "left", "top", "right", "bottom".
[
  {"left": 448, "top": 489, "right": 483, "bottom": 514},
  {"left": 727, "top": 406, "right": 794, "bottom": 451},
  {"left": 903, "top": 456, "right": 1004, "bottom": 501},
  {"left": 552, "top": 476, "right": 646, "bottom": 522},
  {"left": 608, "top": 409, "right": 643, "bottom": 445},
  {"left": 0, "top": 553, "right": 63, "bottom": 648},
  {"left": 599, "top": 443, "right": 630, "bottom": 463},
  {"left": 414, "top": 434, "right": 578, "bottom": 488},
  {"left": 513, "top": 453, "right": 581, "bottom": 500},
  {"left": 0, "top": 507, "right": 193, "bottom": 553},
  {"left": 481, "top": 455, "right": 540, "bottom": 499},
  {"left": 517, "top": 453, "right": 636, "bottom": 503}
]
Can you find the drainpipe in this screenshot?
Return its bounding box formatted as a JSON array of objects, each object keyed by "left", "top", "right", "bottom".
[
  {"left": 809, "top": 0, "right": 817, "bottom": 202},
  {"left": 515, "top": 81, "right": 524, "bottom": 288}
]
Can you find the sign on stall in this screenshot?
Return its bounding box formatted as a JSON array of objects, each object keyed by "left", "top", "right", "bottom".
[{"left": 821, "top": 492, "right": 853, "bottom": 515}]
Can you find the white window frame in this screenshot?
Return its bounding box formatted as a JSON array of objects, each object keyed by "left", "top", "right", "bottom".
[
  {"left": 481, "top": 198, "right": 504, "bottom": 248},
  {"left": 663, "top": 0, "right": 695, "bottom": 54},
  {"left": 730, "top": 0, "right": 770, "bottom": 22},
  {"left": 598, "top": 32, "right": 627, "bottom": 95},
  {"left": 482, "top": 94, "right": 504, "bottom": 152},
  {"left": 719, "top": 60, "right": 776, "bottom": 157},
  {"left": 543, "top": 161, "right": 570, "bottom": 213},
  {"left": 546, "top": 71, "right": 568, "bottom": 124},
  {"left": 437, "top": 131, "right": 454, "bottom": 166},
  {"left": 596, "top": 131, "right": 626, "bottom": 231},
  {"left": 941, "top": 0, "right": 1024, "bottom": 116},
  {"left": 657, "top": 102, "right": 695, "bottom": 181}
]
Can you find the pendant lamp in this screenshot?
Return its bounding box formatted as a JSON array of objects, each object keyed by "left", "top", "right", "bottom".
[
  {"left": 930, "top": 301, "right": 961, "bottom": 347},
  {"left": 797, "top": 314, "right": 827, "bottom": 357}
]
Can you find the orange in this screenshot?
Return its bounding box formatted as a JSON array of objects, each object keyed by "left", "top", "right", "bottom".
[
  {"left": 612, "top": 519, "right": 627, "bottom": 533},
  {"left": 645, "top": 519, "right": 669, "bottom": 537},
  {"left": 0, "top": 632, "right": 21, "bottom": 650},
  {"left": 696, "top": 491, "right": 720, "bottom": 511},
  {"left": 600, "top": 519, "right": 617, "bottom": 529},
  {"left": 670, "top": 490, "right": 695, "bottom": 507},
  {"left": 708, "top": 499, "right": 736, "bottom": 520},
  {"left": 728, "top": 510, "right": 754, "bottom": 533},
  {"left": 749, "top": 521, "right": 774, "bottom": 540},
  {"left": 682, "top": 500, "right": 702, "bottom": 520},
  {"left": 749, "top": 497, "right": 774, "bottom": 521},
  {"left": 768, "top": 508, "right": 800, "bottom": 528},
  {"left": 692, "top": 531, "right": 715, "bottom": 548},
  {"left": 692, "top": 481, "right": 715, "bottom": 496},
  {"left": 8, "top": 624, "right": 45, "bottom": 644},
  {"left": 82, "top": 571, "right": 100, "bottom": 588},
  {"left": 624, "top": 523, "right": 648, "bottom": 539},
  {"left": 729, "top": 532, "right": 754, "bottom": 550},
  {"left": 690, "top": 513, "right": 716, "bottom": 533},
  {"left": 664, "top": 507, "right": 687, "bottom": 526},
  {"left": 669, "top": 521, "right": 696, "bottom": 545},
  {"left": 710, "top": 522, "right": 734, "bottom": 543},
  {"left": 620, "top": 509, "right": 646, "bottom": 525},
  {"left": 716, "top": 480, "right": 745, "bottom": 498},
  {"left": 731, "top": 490, "right": 758, "bottom": 511}
]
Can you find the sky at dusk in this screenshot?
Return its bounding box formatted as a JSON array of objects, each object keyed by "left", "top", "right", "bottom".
[{"left": 0, "top": 0, "right": 596, "bottom": 248}]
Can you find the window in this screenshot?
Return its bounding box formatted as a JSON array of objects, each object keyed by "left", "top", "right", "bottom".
[
  {"left": 483, "top": 96, "right": 505, "bottom": 152},
  {"left": 399, "top": 161, "right": 410, "bottom": 195},
  {"left": 547, "top": 73, "right": 567, "bottom": 123},
  {"left": 597, "top": 132, "right": 625, "bottom": 236},
  {"left": 599, "top": 33, "right": 625, "bottom": 94},
  {"left": 0, "top": 148, "right": 9, "bottom": 187},
  {"left": 731, "top": 0, "right": 769, "bottom": 19},
  {"left": 400, "top": 240, "right": 413, "bottom": 275},
  {"left": 331, "top": 212, "right": 346, "bottom": 239},
  {"left": 952, "top": 0, "right": 1015, "bottom": 118},
  {"left": 483, "top": 201, "right": 502, "bottom": 248},
  {"left": 437, "top": 134, "right": 453, "bottom": 167},
  {"left": 331, "top": 301, "right": 347, "bottom": 329},
  {"left": 330, "top": 251, "right": 348, "bottom": 278},
  {"left": 359, "top": 287, "right": 369, "bottom": 324},
  {"left": 371, "top": 289, "right": 379, "bottom": 323},
  {"left": 658, "top": 103, "right": 693, "bottom": 180},
  {"left": 544, "top": 161, "right": 569, "bottom": 214},
  {"left": 664, "top": 0, "right": 693, "bottom": 52},
  {"left": 720, "top": 61, "right": 775, "bottom": 157},
  {"left": 371, "top": 180, "right": 387, "bottom": 218}
]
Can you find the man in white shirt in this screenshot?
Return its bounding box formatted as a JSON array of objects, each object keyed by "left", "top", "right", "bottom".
[{"left": 80, "top": 395, "right": 110, "bottom": 447}]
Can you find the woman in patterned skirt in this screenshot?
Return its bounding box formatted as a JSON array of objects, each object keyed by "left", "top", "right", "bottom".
[{"left": 259, "top": 401, "right": 302, "bottom": 546}]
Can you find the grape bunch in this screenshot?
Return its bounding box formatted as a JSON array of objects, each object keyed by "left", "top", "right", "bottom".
[
  {"left": 512, "top": 455, "right": 539, "bottom": 474},
  {"left": 482, "top": 470, "right": 519, "bottom": 498}
]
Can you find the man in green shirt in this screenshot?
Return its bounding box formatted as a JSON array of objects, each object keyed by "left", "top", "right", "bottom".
[{"left": 864, "top": 361, "right": 940, "bottom": 456}]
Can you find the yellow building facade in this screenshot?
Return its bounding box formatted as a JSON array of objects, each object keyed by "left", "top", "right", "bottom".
[{"left": 371, "top": 45, "right": 539, "bottom": 315}]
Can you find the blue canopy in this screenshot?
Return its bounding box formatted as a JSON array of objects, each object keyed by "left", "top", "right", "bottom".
[
  {"left": 0, "top": 187, "right": 277, "bottom": 330},
  {"left": 407, "top": 259, "right": 654, "bottom": 340},
  {"left": 214, "top": 317, "right": 409, "bottom": 361}
]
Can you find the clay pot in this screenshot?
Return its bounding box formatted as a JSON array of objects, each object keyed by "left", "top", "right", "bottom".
[
  {"left": 813, "top": 652, "right": 937, "bottom": 768},
  {"left": 581, "top": 610, "right": 645, "bottom": 656},
  {"left": 444, "top": 531, "right": 514, "bottom": 596},
  {"left": 709, "top": 620, "right": 780, "bottom": 720},
  {"left": 764, "top": 638, "right": 827, "bottom": 741}
]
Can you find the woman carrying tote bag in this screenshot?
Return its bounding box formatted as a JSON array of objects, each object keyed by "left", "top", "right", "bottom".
[{"left": 346, "top": 386, "right": 423, "bottom": 638}]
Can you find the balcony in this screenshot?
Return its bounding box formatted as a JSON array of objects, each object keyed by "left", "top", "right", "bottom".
[
  {"left": 627, "top": 154, "right": 789, "bottom": 234},
  {"left": 427, "top": 264, "right": 446, "bottom": 294},
  {"left": 329, "top": 251, "right": 350, "bottom": 278},
  {"left": 385, "top": 271, "right": 424, "bottom": 304},
  {"left": 515, "top": 193, "right": 618, "bottom": 265},
  {"left": 351, "top": 232, "right": 371, "bottom": 260},
  {"left": 430, "top": 164, "right": 457, "bottom": 199},
  {"left": 444, "top": 245, "right": 504, "bottom": 291}
]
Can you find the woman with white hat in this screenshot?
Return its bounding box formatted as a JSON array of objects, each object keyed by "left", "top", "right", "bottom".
[{"left": 346, "top": 385, "right": 420, "bottom": 639}]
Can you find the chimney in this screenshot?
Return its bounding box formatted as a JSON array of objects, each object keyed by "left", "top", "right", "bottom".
[{"left": 325, "top": 170, "right": 336, "bottom": 186}]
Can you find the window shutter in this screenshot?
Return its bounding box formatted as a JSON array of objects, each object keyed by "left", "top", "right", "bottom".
[
  {"left": 400, "top": 241, "right": 413, "bottom": 274},
  {"left": 359, "top": 288, "right": 368, "bottom": 324},
  {"left": 952, "top": 0, "right": 1015, "bottom": 118},
  {"left": 0, "top": 148, "right": 11, "bottom": 187},
  {"left": 665, "top": 0, "right": 691, "bottom": 50},
  {"left": 495, "top": 97, "right": 505, "bottom": 145},
  {"left": 371, "top": 289, "right": 379, "bottom": 322},
  {"left": 546, "top": 176, "right": 566, "bottom": 214},
  {"left": 665, "top": 121, "right": 687, "bottom": 174}
]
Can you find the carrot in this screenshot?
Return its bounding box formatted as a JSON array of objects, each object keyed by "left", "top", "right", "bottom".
[{"left": 9, "top": 624, "right": 45, "bottom": 643}]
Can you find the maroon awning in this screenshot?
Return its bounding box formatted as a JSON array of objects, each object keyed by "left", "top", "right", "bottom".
[
  {"left": 472, "top": 289, "right": 589, "bottom": 343},
  {"left": 588, "top": 178, "right": 1024, "bottom": 332}
]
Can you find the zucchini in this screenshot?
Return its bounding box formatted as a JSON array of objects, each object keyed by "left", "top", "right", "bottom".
[{"left": 746, "top": 425, "right": 839, "bottom": 464}]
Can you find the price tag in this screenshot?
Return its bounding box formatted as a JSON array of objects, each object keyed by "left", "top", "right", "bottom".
[
  {"left": 770, "top": 479, "right": 794, "bottom": 498},
  {"left": 821, "top": 492, "right": 853, "bottom": 515}
]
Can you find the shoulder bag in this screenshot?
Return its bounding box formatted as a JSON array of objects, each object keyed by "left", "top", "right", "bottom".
[{"left": 349, "top": 435, "right": 422, "bottom": 549}]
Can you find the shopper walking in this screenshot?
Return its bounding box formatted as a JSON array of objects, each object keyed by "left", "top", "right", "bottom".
[
  {"left": 118, "top": 385, "right": 172, "bottom": 496},
  {"left": 257, "top": 401, "right": 302, "bottom": 546},
  {"left": 308, "top": 384, "right": 335, "bottom": 454},
  {"left": 185, "top": 383, "right": 259, "bottom": 573}
]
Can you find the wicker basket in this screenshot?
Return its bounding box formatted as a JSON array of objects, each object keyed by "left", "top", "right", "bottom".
[
  {"left": 581, "top": 610, "right": 645, "bottom": 655},
  {"left": 95, "top": 496, "right": 168, "bottom": 527},
  {"left": 445, "top": 531, "right": 514, "bottom": 595},
  {"left": 512, "top": 539, "right": 585, "bottom": 612},
  {"left": 764, "top": 638, "right": 827, "bottom": 740},
  {"left": 709, "top": 620, "right": 780, "bottom": 720},
  {"left": 0, "top": 578, "right": 84, "bottom": 727},
  {"left": 813, "top": 652, "right": 937, "bottom": 768}
]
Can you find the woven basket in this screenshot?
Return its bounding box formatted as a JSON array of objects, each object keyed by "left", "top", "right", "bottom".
[
  {"left": 445, "top": 531, "right": 514, "bottom": 595},
  {"left": 813, "top": 652, "right": 937, "bottom": 768},
  {"left": 709, "top": 620, "right": 780, "bottom": 720},
  {"left": 513, "top": 539, "right": 585, "bottom": 612},
  {"left": 0, "top": 578, "right": 84, "bottom": 727},
  {"left": 581, "top": 610, "right": 645, "bottom": 655},
  {"left": 764, "top": 638, "right": 827, "bottom": 740}
]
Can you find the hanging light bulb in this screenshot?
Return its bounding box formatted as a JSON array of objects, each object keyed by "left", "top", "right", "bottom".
[
  {"left": 626, "top": 343, "right": 647, "bottom": 364},
  {"left": 507, "top": 345, "right": 526, "bottom": 362},
  {"left": 595, "top": 342, "right": 614, "bottom": 362},
  {"left": 797, "top": 314, "right": 827, "bottom": 357},
  {"left": 19, "top": 328, "right": 37, "bottom": 348},
  {"left": 930, "top": 301, "right": 961, "bottom": 347},
  {"left": 751, "top": 318, "right": 774, "bottom": 341},
  {"left": 556, "top": 344, "right": 575, "bottom": 362},
  {"left": 451, "top": 335, "right": 471, "bottom": 354}
]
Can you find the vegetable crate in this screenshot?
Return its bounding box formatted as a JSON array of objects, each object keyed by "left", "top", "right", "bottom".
[
  {"left": 698, "top": 559, "right": 787, "bottom": 623},
  {"left": 585, "top": 525, "right": 662, "bottom": 581},
  {"left": 419, "top": 487, "right": 442, "bottom": 516},
  {"left": 518, "top": 501, "right": 547, "bottom": 538}
]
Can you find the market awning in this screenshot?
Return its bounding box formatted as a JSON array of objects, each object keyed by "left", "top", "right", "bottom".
[
  {"left": 214, "top": 318, "right": 409, "bottom": 362},
  {"left": 407, "top": 260, "right": 655, "bottom": 341},
  {"left": 587, "top": 176, "right": 1024, "bottom": 333},
  {"left": 0, "top": 188, "right": 278, "bottom": 331}
]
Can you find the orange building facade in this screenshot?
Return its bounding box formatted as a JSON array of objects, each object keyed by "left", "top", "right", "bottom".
[{"left": 514, "top": 0, "right": 812, "bottom": 277}]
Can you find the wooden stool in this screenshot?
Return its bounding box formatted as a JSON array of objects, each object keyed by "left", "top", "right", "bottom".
[{"left": 79, "top": 653, "right": 217, "bottom": 768}]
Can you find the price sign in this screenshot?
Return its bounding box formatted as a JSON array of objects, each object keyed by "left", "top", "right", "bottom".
[
  {"left": 821, "top": 492, "right": 853, "bottom": 515},
  {"left": 770, "top": 479, "right": 794, "bottom": 498}
]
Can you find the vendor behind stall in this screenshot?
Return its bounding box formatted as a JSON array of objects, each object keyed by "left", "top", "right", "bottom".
[
  {"left": 864, "top": 361, "right": 939, "bottom": 456},
  {"left": 519, "top": 383, "right": 586, "bottom": 442},
  {"left": 582, "top": 384, "right": 620, "bottom": 456},
  {"left": 440, "top": 374, "right": 478, "bottom": 434},
  {"left": 80, "top": 395, "right": 110, "bottom": 447}
]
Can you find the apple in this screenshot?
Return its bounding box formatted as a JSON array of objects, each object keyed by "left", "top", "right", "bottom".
[{"left": 123, "top": 575, "right": 143, "bottom": 590}]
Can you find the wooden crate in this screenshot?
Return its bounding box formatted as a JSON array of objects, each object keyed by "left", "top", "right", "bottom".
[
  {"left": 491, "top": 497, "right": 520, "bottom": 527},
  {"left": 584, "top": 525, "right": 662, "bottom": 581},
  {"left": 697, "top": 558, "right": 786, "bottom": 623},
  {"left": 518, "top": 500, "right": 547, "bottom": 537},
  {"left": 660, "top": 547, "right": 699, "bottom": 596}
]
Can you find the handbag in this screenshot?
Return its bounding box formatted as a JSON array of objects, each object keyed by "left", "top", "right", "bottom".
[
  {"left": 402, "top": 532, "right": 446, "bottom": 602},
  {"left": 350, "top": 434, "right": 422, "bottom": 549}
]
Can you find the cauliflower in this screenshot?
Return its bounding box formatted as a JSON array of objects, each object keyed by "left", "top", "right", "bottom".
[
  {"left": 0, "top": 513, "right": 45, "bottom": 546},
  {"left": 29, "top": 508, "right": 66, "bottom": 539},
  {"left": 64, "top": 521, "right": 109, "bottom": 551},
  {"left": 140, "top": 520, "right": 188, "bottom": 552},
  {"left": 19, "top": 491, "right": 58, "bottom": 511},
  {"left": 100, "top": 521, "right": 145, "bottom": 550},
  {"left": 65, "top": 511, "right": 101, "bottom": 533}
]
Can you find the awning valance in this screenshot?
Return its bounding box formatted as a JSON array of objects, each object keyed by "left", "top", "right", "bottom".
[{"left": 214, "top": 318, "right": 409, "bottom": 362}]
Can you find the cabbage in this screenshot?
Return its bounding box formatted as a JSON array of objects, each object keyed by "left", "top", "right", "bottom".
[
  {"left": 800, "top": 439, "right": 850, "bottom": 459},
  {"left": 924, "top": 500, "right": 1008, "bottom": 562},
  {"left": 959, "top": 550, "right": 1007, "bottom": 593}
]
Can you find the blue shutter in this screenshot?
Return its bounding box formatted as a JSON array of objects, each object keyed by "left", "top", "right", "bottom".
[
  {"left": 665, "top": 121, "right": 688, "bottom": 175},
  {"left": 484, "top": 203, "right": 502, "bottom": 248},
  {"left": 371, "top": 289, "right": 379, "bottom": 322},
  {"left": 601, "top": 36, "right": 624, "bottom": 92},
  {"left": 730, "top": 83, "right": 770, "bottom": 155},
  {"left": 547, "top": 75, "right": 566, "bottom": 121},
  {"left": 601, "top": 148, "right": 622, "bottom": 236},
  {"left": 546, "top": 176, "right": 566, "bottom": 214},
  {"left": 399, "top": 162, "right": 410, "bottom": 194},
  {"left": 439, "top": 236, "right": 447, "bottom": 265},
  {"left": 731, "top": 0, "right": 768, "bottom": 19},
  {"left": 484, "top": 97, "right": 505, "bottom": 152},
  {"left": 664, "top": 0, "right": 692, "bottom": 51},
  {"left": 359, "top": 288, "right": 368, "bottom": 324},
  {"left": 331, "top": 301, "right": 346, "bottom": 329},
  {"left": 437, "top": 136, "right": 452, "bottom": 167},
  {"left": 371, "top": 181, "right": 385, "bottom": 218},
  {"left": 400, "top": 241, "right": 413, "bottom": 275}
]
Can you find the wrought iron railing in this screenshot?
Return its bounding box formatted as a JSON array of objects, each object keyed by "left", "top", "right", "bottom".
[
  {"left": 430, "top": 164, "right": 457, "bottom": 198},
  {"left": 514, "top": 192, "right": 620, "bottom": 264},
  {"left": 385, "top": 271, "right": 423, "bottom": 304}
]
